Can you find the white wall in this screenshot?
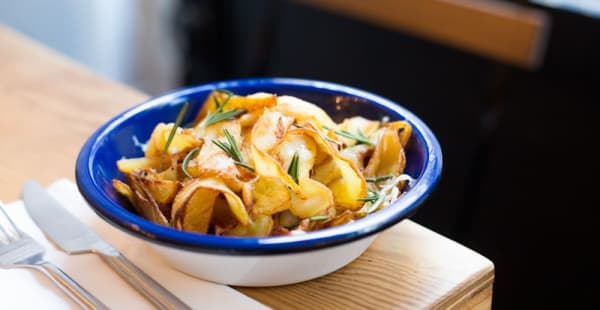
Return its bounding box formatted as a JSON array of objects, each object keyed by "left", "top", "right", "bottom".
[{"left": 0, "top": 0, "right": 181, "bottom": 95}]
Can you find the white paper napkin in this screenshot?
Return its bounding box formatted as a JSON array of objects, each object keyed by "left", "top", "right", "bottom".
[{"left": 0, "top": 179, "right": 269, "bottom": 310}]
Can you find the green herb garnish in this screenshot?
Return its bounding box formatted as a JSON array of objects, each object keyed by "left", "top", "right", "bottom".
[
  {"left": 287, "top": 152, "right": 300, "bottom": 184},
  {"left": 202, "top": 90, "right": 245, "bottom": 127},
  {"left": 162, "top": 101, "right": 189, "bottom": 156},
  {"left": 323, "top": 126, "right": 374, "bottom": 146},
  {"left": 212, "top": 129, "right": 254, "bottom": 172},
  {"left": 366, "top": 175, "right": 394, "bottom": 183},
  {"left": 181, "top": 146, "right": 200, "bottom": 177},
  {"left": 309, "top": 215, "right": 330, "bottom": 221},
  {"left": 357, "top": 190, "right": 381, "bottom": 203}
]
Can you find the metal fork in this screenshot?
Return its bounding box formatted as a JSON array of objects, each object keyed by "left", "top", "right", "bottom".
[{"left": 0, "top": 201, "right": 108, "bottom": 310}]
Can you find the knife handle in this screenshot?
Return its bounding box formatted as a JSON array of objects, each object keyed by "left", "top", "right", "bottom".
[
  {"left": 37, "top": 262, "right": 109, "bottom": 310},
  {"left": 98, "top": 253, "right": 191, "bottom": 310}
]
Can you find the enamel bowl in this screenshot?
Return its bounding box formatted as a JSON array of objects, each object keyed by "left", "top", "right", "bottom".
[{"left": 75, "top": 78, "right": 442, "bottom": 286}]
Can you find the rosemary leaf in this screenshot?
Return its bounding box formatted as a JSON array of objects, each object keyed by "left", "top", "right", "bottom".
[
  {"left": 211, "top": 130, "right": 254, "bottom": 172},
  {"left": 309, "top": 215, "right": 330, "bottom": 221},
  {"left": 181, "top": 146, "right": 200, "bottom": 177},
  {"left": 212, "top": 139, "right": 232, "bottom": 155},
  {"left": 202, "top": 109, "right": 246, "bottom": 127},
  {"left": 323, "top": 126, "right": 374, "bottom": 146},
  {"left": 162, "top": 101, "right": 189, "bottom": 156},
  {"left": 357, "top": 191, "right": 380, "bottom": 203},
  {"left": 366, "top": 175, "right": 394, "bottom": 183},
  {"left": 223, "top": 129, "right": 243, "bottom": 162},
  {"left": 287, "top": 152, "right": 300, "bottom": 184},
  {"left": 234, "top": 161, "right": 255, "bottom": 172}
]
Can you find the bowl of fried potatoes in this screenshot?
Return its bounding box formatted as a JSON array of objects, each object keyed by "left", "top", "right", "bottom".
[{"left": 76, "top": 78, "right": 442, "bottom": 286}]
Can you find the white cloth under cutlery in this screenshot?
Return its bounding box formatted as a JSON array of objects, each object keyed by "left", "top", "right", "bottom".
[{"left": 0, "top": 179, "right": 269, "bottom": 310}]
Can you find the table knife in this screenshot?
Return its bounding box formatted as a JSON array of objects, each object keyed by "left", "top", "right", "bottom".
[{"left": 21, "top": 180, "right": 192, "bottom": 310}]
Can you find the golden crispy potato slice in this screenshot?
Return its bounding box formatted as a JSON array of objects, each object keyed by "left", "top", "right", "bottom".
[
  {"left": 250, "top": 144, "right": 303, "bottom": 196},
  {"left": 193, "top": 90, "right": 229, "bottom": 125},
  {"left": 250, "top": 176, "right": 291, "bottom": 215},
  {"left": 171, "top": 177, "right": 249, "bottom": 232},
  {"left": 271, "top": 132, "right": 317, "bottom": 180},
  {"left": 340, "top": 144, "right": 372, "bottom": 170},
  {"left": 273, "top": 95, "right": 337, "bottom": 129},
  {"left": 127, "top": 173, "right": 169, "bottom": 226},
  {"left": 171, "top": 180, "right": 219, "bottom": 233},
  {"left": 117, "top": 157, "right": 161, "bottom": 174},
  {"left": 112, "top": 179, "right": 135, "bottom": 205},
  {"left": 311, "top": 158, "right": 342, "bottom": 185},
  {"left": 189, "top": 120, "right": 254, "bottom": 191},
  {"left": 211, "top": 196, "right": 239, "bottom": 229},
  {"left": 223, "top": 92, "right": 277, "bottom": 113},
  {"left": 239, "top": 109, "right": 264, "bottom": 128},
  {"left": 290, "top": 178, "right": 334, "bottom": 218},
  {"left": 145, "top": 123, "right": 202, "bottom": 161},
  {"left": 251, "top": 110, "right": 295, "bottom": 153},
  {"left": 198, "top": 177, "right": 250, "bottom": 225},
  {"left": 292, "top": 126, "right": 367, "bottom": 210},
  {"left": 193, "top": 91, "right": 276, "bottom": 127},
  {"left": 128, "top": 169, "right": 180, "bottom": 218},
  {"left": 337, "top": 116, "right": 380, "bottom": 147},
  {"left": 225, "top": 214, "right": 274, "bottom": 237},
  {"left": 364, "top": 127, "right": 405, "bottom": 177},
  {"left": 385, "top": 120, "right": 412, "bottom": 147}
]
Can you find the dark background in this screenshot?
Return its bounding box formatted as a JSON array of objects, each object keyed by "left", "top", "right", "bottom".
[{"left": 174, "top": 1, "right": 599, "bottom": 308}]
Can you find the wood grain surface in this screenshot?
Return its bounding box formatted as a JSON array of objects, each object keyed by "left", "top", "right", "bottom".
[{"left": 0, "top": 25, "right": 494, "bottom": 309}]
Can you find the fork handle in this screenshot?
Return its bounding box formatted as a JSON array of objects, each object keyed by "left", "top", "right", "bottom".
[
  {"left": 98, "top": 253, "right": 191, "bottom": 310},
  {"left": 37, "top": 262, "right": 109, "bottom": 310}
]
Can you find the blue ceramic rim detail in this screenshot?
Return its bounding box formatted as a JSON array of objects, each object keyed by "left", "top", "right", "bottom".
[{"left": 75, "top": 78, "right": 443, "bottom": 255}]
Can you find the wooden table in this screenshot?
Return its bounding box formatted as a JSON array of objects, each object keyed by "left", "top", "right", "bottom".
[{"left": 0, "top": 26, "right": 494, "bottom": 309}]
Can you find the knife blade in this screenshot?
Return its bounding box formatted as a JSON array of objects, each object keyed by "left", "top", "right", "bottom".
[{"left": 22, "top": 180, "right": 191, "bottom": 310}]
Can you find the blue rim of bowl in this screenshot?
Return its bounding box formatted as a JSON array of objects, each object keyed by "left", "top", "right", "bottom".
[{"left": 76, "top": 78, "right": 442, "bottom": 255}]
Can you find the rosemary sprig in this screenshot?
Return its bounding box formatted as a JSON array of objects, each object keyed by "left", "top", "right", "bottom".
[
  {"left": 366, "top": 175, "right": 394, "bottom": 183},
  {"left": 287, "top": 152, "right": 300, "bottom": 184},
  {"left": 357, "top": 190, "right": 380, "bottom": 203},
  {"left": 203, "top": 109, "right": 246, "bottom": 127},
  {"left": 212, "top": 129, "right": 255, "bottom": 172},
  {"left": 323, "top": 126, "right": 374, "bottom": 146},
  {"left": 309, "top": 215, "right": 330, "bottom": 222},
  {"left": 202, "top": 90, "right": 245, "bottom": 127},
  {"left": 162, "top": 101, "right": 189, "bottom": 156},
  {"left": 181, "top": 146, "right": 200, "bottom": 177}
]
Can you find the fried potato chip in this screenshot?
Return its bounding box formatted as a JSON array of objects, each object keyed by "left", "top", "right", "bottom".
[
  {"left": 197, "top": 177, "right": 249, "bottom": 225},
  {"left": 223, "top": 92, "right": 277, "bottom": 113},
  {"left": 250, "top": 144, "right": 303, "bottom": 196},
  {"left": 193, "top": 91, "right": 277, "bottom": 127},
  {"left": 112, "top": 179, "right": 135, "bottom": 205},
  {"left": 340, "top": 144, "right": 372, "bottom": 170},
  {"left": 364, "top": 127, "right": 405, "bottom": 177},
  {"left": 273, "top": 95, "right": 337, "bottom": 129},
  {"left": 385, "top": 120, "right": 412, "bottom": 147},
  {"left": 290, "top": 178, "right": 334, "bottom": 218},
  {"left": 293, "top": 126, "right": 367, "bottom": 210},
  {"left": 126, "top": 172, "right": 169, "bottom": 226},
  {"left": 171, "top": 179, "right": 219, "bottom": 233},
  {"left": 271, "top": 132, "right": 317, "bottom": 179},
  {"left": 117, "top": 157, "right": 160, "bottom": 174},
  {"left": 145, "top": 123, "right": 202, "bottom": 161},
  {"left": 250, "top": 176, "right": 291, "bottom": 215},
  {"left": 251, "top": 110, "right": 294, "bottom": 152},
  {"left": 337, "top": 116, "right": 380, "bottom": 147},
  {"left": 225, "top": 214, "right": 274, "bottom": 237}
]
